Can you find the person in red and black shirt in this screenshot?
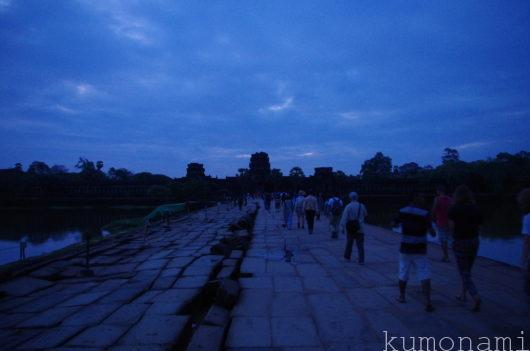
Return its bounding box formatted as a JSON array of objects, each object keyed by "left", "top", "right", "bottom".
[
  {"left": 394, "top": 194, "right": 436, "bottom": 312},
  {"left": 431, "top": 185, "right": 453, "bottom": 262}
]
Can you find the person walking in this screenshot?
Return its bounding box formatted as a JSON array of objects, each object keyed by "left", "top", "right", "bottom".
[
  {"left": 518, "top": 188, "right": 530, "bottom": 300},
  {"left": 431, "top": 185, "right": 453, "bottom": 262},
  {"left": 448, "top": 185, "right": 482, "bottom": 312},
  {"left": 282, "top": 193, "right": 294, "bottom": 230},
  {"left": 303, "top": 190, "right": 318, "bottom": 234},
  {"left": 393, "top": 194, "right": 435, "bottom": 312},
  {"left": 341, "top": 192, "right": 367, "bottom": 264},
  {"left": 327, "top": 194, "right": 343, "bottom": 239},
  {"left": 294, "top": 191, "right": 306, "bottom": 229},
  {"left": 316, "top": 193, "right": 324, "bottom": 221},
  {"left": 264, "top": 192, "right": 272, "bottom": 211}
]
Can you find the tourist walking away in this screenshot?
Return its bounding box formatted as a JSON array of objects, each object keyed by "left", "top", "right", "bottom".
[
  {"left": 431, "top": 185, "right": 453, "bottom": 262},
  {"left": 518, "top": 188, "right": 530, "bottom": 300},
  {"left": 295, "top": 191, "right": 306, "bottom": 229},
  {"left": 316, "top": 193, "right": 324, "bottom": 221},
  {"left": 393, "top": 194, "right": 435, "bottom": 312},
  {"left": 274, "top": 192, "right": 281, "bottom": 212},
  {"left": 303, "top": 190, "right": 318, "bottom": 234},
  {"left": 327, "top": 194, "right": 343, "bottom": 239},
  {"left": 264, "top": 192, "right": 272, "bottom": 211},
  {"left": 448, "top": 185, "right": 482, "bottom": 312},
  {"left": 282, "top": 193, "right": 294, "bottom": 229},
  {"left": 341, "top": 192, "right": 367, "bottom": 264}
]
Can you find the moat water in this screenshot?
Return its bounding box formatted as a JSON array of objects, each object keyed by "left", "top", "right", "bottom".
[{"left": 0, "top": 196, "right": 525, "bottom": 267}]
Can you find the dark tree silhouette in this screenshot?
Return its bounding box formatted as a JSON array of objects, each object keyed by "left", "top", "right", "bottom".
[
  {"left": 28, "top": 161, "right": 51, "bottom": 175},
  {"left": 442, "top": 148, "right": 460, "bottom": 164},
  {"left": 289, "top": 167, "right": 305, "bottom": 177},
  {"left": 398, "top": 162, "right": 420, "bottom": 177},
  {"left": 360, "top": 152, "right": 392, "bottom": 179}
]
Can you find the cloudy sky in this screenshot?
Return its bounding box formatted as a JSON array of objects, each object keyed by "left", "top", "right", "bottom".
[{"left": 1, "top": 1, "right": 529, "bottom": 177}]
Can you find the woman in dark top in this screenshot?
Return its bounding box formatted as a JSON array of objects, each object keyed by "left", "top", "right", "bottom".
[{"left": 448, "top": 185, "right": 482, "bottom": 312}]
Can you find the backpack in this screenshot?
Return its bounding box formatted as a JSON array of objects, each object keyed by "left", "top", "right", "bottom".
[
  {"left": 346, "top": 204, "right": 362, "bottom": 234},
  {"left": 330, "top": 198, "right": 342, "bottom": 216}
]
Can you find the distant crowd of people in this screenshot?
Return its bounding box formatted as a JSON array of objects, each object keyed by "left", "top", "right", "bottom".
[{"left": 259, "top": 186, "right": 530, "bottom": 312}]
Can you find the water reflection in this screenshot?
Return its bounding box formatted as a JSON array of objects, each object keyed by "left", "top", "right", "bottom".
[
  {"left": 362, "top": 195, "right": 524, "bottom": 266},
  {"left": 0, "top": 207, "right": 152, "bottom": 265}
]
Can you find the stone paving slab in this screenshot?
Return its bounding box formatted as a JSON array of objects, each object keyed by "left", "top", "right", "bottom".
[
  {"left": 0, "top": 206, "right": 251, "bottom": 350},
  {"left": 226, "top": 206, "right": 530, "bottom": 350}
]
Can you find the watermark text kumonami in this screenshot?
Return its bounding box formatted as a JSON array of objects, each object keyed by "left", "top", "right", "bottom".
[{"left": 382, "top": 330, "right": 529, "bottom": 351}]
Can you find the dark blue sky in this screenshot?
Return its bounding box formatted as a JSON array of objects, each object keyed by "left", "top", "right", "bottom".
[{"left": 1, "top": 1, "right": 529, "bottom": 177}]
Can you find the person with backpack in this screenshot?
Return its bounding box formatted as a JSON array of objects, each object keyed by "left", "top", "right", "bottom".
[
  {"left": 393, "top": 193, "right": 436, "bottom": 312},
  {"left": 303, "top": 190, "right": 319, "bottom": 234},
  {"left": 340, "top": 192, "right": 367, "bottom": 264},
  {"left": 327, "top": 194, "right": 343, "bottom": 239}
]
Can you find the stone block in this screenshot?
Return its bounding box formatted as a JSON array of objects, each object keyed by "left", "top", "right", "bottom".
[
  {"left": 103, "top": 303, "right": 150, "bottom": 325},
  {"left": 240, "top": 277, "right": 273, "bottom": 289},
  {"left": 59, "top": 291, "right": 109, "bottom": 307},
  {"left": 167, "top": 256, "right": 194, "bottom": 268},
  {"left": 225, "top": 317, "right": 271, "bottom": 348},
  {"left": 267, "top": 261, "right": 296, "bottom": 276},
  {"left": 203, "top": 305, "right": 230, "bottom": 326},
  {"left": 0, "top": 277, "right": 53, "bottom": 297},
  {"left": 271, "top": 317, "right": 321, "bottom": 347},
  {"left": 17, "top": 306, "right": 80, "bottom": 328},
  {"left": 215, "top": 278, "right": 240, "bottom": 309},
  {"left": 119, "top": 315, "right": 189, "bottom": 345},
  {"left": 296, "top": 263, "right": 328, "bottom": 277},
  {"left": 19, "top": 326, "right": 84, "bottom": 349},
  {"left": 136, "top": 259, "right": 168, "bottom": 271},
  {"left": 186, "top": 325, "right": 225, "bottom": 351},
  {"left": 62, "top": 302, "right": 121, "bottom": 326},
  {"left": 216, "top": 266, "right": 236, "bottom": 279},
  {"left": 230, "top": 250, "right": 243, "bottom": 259},
  {"left": 308, "top": 293, "right": 363, "bottom": 343},
  {"left": 302, "top": 277, "right": 340, "bottom": 293},
  {"left": 271, "top": 293, "right": 309, "bottom": 317},
  {"left": 223, "top": 258, "right": 238, "bottom": 267},
  {"left": 90, "top": 279, "right": 128, "bottom": 293},
  {"left": 345, "top": 288, "right": 390, "bottom": 310},
  {"left": 240, "top": 257, "right": 266, "bottom": 275},
  {"left": 173, "top": 275, "right": 209, "bottom": 288},
  {"left": 131, "top": 290, "right": 163, "bottom": 304},
  {"left": 274, "top": 277, "right": 304, "bottom": 293},
  {"left": 232, "top": 289, "right": 273, "bottom": 317},
  {"left": 67, "top": 324, "right": 129, "bottom": 347},
  {"left": 98, "top": 285, "right": 146, "bottom": 304},
  {"left": 152, "top": 276, "right": 178, "bottom": 290}
]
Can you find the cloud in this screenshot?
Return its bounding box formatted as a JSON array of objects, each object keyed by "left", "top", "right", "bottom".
[
  {"left": 235, "top": 154, "right": 251, "bottom": 159},
  {"left": 54, "top": 105, "right": 77, "bottom": 114},
  {"left": 454, "top": 141, "right": 490, "bottom": 150},
  {"left": 338, "top": 111, "right": 361, "bottom": 120},
  {"left": 265, "top": 97, "right": 293, "bottom": 112},
  {"left": 0, "top": 0, "right": 11, "bottom": 12},
  {"left": 299, "top": 152, "right": 316, "bottom": 157},
  {"left": 75, "top": 83, "right": 95, "bottom": 96},
  {"left": 78, "top": 1, "right": 156, "bottom": 45}
]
